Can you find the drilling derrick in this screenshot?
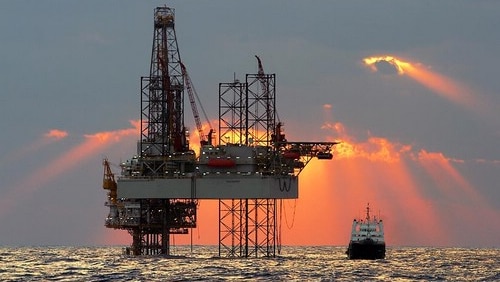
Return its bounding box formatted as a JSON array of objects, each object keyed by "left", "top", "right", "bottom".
[
  {"left": 105, "top": 6, "right": 197, "bottom": 256},
  {"left": 103, "top": 6, "right": 339, "bottom": 258},
  {"left": 143, "top": 6, "right": 187, "bottom": 161}
]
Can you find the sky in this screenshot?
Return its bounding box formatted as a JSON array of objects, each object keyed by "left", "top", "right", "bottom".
[{"left": 0, "top": 1, "right": 499, "bottom": 247}]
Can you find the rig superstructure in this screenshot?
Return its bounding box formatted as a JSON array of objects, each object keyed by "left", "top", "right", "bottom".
[{"left": 102, "top": 6, "right": 338, "bottom": 257}]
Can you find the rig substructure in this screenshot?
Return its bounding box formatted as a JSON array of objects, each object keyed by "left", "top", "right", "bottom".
[{"left": 102, "top": 6, "right": 338, "bottom": 257}]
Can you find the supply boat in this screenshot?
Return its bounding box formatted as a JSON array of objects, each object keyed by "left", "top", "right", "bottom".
[{"left": 346, "top": 203, "right": 385, "bottom": 259}]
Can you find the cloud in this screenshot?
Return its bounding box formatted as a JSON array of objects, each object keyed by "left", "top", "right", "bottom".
[
  {"left": 363, "top": 56, "right": 405, "bottom": 75},
  {"left": 474, "top": 158, "right": 500, "bottom": 164},
  {"left": 44, "top": 129, "right": 68, "bottom": 140},
  {"left": 323, "top": 121, "right": 411, "bottom": 163},
  {"left": 0, "top": 129, "right": 69, "bottom": 166},
  {"left": 363, "top": 55, "right": 498, "bottom": 121}
]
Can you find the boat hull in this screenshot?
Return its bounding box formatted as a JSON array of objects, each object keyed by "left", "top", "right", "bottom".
[{"left": 346, "top": 240, "right": 385, "bottom": 260}]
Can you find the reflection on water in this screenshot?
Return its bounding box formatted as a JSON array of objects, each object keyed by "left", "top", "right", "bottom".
[{"left": 0, "top": 246, "right": 498, "bottom": 281}]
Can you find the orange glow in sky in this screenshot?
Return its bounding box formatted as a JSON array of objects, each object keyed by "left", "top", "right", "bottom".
[
  {"left": 322, "top": 121, "right": 411, "bottom": 163},
  {"left": 188, "top": 121, "right": 217, "bottom": 157},
  {"left": 302, "top": 121, "right": 450, "bottom": 246}
]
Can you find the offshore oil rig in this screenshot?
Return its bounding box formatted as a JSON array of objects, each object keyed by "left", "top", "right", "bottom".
[{"left": 102, "top": 6, "right": 338, "bottom": 257}]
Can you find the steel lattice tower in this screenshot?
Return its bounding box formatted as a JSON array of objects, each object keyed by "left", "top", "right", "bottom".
[
  {"left": 127, "top": 6, "right": 196, "bottom": 256},
  {"left": 245, "top": 73, "right": 277, "bottom": 148},
  {"left": 141, "top": 6, "right": 186, "bottom": 165},
  {"left": 217, "top": 68, "right": 279, "bottom": 258},
  {"left": 219, "top": 80, "right": 246, "bottom": 145}
]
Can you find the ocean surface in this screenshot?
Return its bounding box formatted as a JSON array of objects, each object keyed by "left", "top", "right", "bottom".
[{"left": 0, "top": 246, "right": 498, "bottom": 281}]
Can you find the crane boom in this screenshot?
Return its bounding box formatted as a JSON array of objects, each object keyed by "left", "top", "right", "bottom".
[
  {"left": 255, "top": 55, "right": 267, "bottom": 92},
  {"left": 102, "top": 158, "right": 117, "bottom": 204},
  {"left": 255, "top": 55, "right": 280, "bottom": 124},
  {"left": 180, "top": 61, "right": 213, "bottom": 145}
]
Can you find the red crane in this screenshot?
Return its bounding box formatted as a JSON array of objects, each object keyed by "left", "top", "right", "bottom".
[{"left": 180, "top": 61, "right": 214, "bottom": 146}]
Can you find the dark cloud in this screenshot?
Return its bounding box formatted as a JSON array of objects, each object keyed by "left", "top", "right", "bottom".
[{"left": 374, "top": 60, "right": 400, "bottom": 75}]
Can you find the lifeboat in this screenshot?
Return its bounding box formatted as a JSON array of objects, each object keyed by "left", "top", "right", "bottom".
[
  {"left": 283, "top": 151, "right": 300, "bottom": 159},
  {"left": 317, "top": 152, "right": 333, "bottom": 160},
  {"left": 207, "top": 158, "right": 236, "bottom": 167}
]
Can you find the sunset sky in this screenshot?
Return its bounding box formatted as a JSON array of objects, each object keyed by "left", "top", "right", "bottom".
[{"left": 0, "top": 1, "right": 499, "bottom": 247}]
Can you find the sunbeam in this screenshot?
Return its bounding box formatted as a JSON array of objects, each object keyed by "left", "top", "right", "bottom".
[
  {"left": 1, "top": 129, "right": 69, "bottom": 165},
  {"left": 363, "top": 55, "right": 495, "bottom": 119},
  {"left": 312, "top": 104, "right": 500, "bottom": 246},
  {"left": 0, "top": 121, "right": 139, "bottom": 218}
]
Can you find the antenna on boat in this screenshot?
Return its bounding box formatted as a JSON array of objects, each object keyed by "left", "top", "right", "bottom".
[{"left": 366, "top": 202, "right": 371, "bottom": 221}]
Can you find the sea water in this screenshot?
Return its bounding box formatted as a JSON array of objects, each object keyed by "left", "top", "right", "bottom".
[{"left": 0, "top": 246, "right": 498, "bottom": 281}]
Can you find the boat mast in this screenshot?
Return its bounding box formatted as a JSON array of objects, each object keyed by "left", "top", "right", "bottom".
[{"left": 366, "top": 203, "right": 371, "bottom": 222}]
